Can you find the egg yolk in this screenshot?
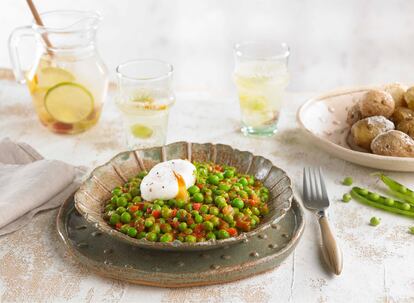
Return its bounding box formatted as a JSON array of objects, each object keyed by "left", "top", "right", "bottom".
[{"left": 173, "top": 171, "right": 189, "bottom": 202}]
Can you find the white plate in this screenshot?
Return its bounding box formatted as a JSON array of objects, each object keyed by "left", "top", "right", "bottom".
[{"left": 297, "top": 86, "right": 414, "bottom": 172}]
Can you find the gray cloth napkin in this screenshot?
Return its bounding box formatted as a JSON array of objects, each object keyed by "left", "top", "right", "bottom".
[{"left": 0, "top": 138, "right": 87, "bottom": 236}]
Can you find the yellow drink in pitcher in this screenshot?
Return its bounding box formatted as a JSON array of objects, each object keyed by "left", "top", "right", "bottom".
[{"left": 26, "top": 54, "right": 108, "bottom": 134}]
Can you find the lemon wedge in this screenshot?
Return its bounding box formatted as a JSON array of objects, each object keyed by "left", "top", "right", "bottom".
[
  {"left": 44, "top": 82, "right": 94, "bottom": 124},
  {"left": 130, "top": 124, "right": 153, "bottom": 139},
  {"left": 37, "top": 67, "right": 75, "bottom": 88}
]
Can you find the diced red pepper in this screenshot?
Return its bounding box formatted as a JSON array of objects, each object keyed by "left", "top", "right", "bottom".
[
  {"left": 171, "top": 220, "right": 179, "bottom": 229},
  {"left": 137, "top": 203, "right": 145, "bottom": 210},
  {"left": 192, "top": 203, "right": 201, "bottom": 211},
  {"left": 197, "top": 184, "right": 204, "bottom": 189},
  {"left": 152, "top": 210, "right": 161, "bottom": 218},
  {"left": 146, "top": 207, "right": 152, "bottom": 214},
  {"left": 227, "top": 227, "right": 238, "bottom": 237},
  {"left": 236, "top": 220, "right": 251, "bottom": 232},
  {"left": 115, "top": 222, "right": 123, "bottom": 230},
  {"left": 171, "top": 208, "right": 178, "bottom": 217},
  {"left": 129, "top": 205, "right": 139, "bottom": 213},
  {"left": 194, "top": 224, "right": 204, "bottom": 233}
]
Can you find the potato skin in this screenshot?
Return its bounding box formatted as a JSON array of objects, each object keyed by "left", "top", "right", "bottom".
[
  {"left": 397, "top": 118, "right": 414, "bottom": 139},
  {"left": 350, "top": 116, "right": 395, "bottom": 150},
  {"left": 404, "top": 86, "right": 414, "bottom": 110},
  {"left": 371, "top": 130, "right": 414, "bottom": 157},
  {"left": 391, "top": 106, "right": 414, "bottom": 124},
  {"left": 346, "top": 104, "right": 362, "bottom": 125},
  {"left": 359, "top": 90, "right": 395, "bottom": 118},
  {"left": 383, "top": 83, "right": 407, "bottom": 108}
]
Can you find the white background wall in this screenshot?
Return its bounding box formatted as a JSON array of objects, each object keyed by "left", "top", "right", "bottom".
[{"left": 1, "top": 0, "right": 414, "bottom": 94}]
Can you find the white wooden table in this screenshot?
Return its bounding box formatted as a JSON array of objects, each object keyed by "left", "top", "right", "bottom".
[{"left": 0, "top": 77, "right": 413, "bottom": 303}]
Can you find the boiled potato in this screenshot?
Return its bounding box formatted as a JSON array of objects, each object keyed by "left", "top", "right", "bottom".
[
  {"left": 350, "top": 116, "right": 394, "bottom": 150},
  {"left": 397, "top": 118, "right": 414, "bottom": 139},
  {"left": 371, "top": 130, "right": 414, "bottom": 157},
  {"left": 346, "top": 104, "right": 362, "bottom": 125},
  {"left": 383, "top": 83, "right": 407, "bottom": 108},
  {"left": 404, "top": 86, "right": 414, "bottom": 110},
  {"left": 359, "top": 90, "right": 395, "bottom": 118},
  {"left": 391, "top": 106, "right": 414, "bottom": 124}
]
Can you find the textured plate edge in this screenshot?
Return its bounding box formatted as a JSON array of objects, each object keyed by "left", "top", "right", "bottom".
[
  {"left": 56, "top": 195, "right": 305, "bottom": 288},
  {"left": 74, "top": 141, "right": 293, "bottom": 251}
]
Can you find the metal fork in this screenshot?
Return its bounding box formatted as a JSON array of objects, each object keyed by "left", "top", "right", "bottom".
[{"left": 303, "top": 167, "right": 343, "bottom": 275}]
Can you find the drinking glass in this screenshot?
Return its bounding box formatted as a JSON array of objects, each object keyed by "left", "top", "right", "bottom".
[
  {"left": 233, "top": 41, "right": 290, "bottom": 136},
  {"left": 116, "top": 60, "right": 175, "bottom": 149}
]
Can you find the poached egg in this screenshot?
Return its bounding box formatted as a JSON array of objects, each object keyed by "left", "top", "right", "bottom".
[{"left": 140, "top": 159, "right": 196, "bottom": 201}]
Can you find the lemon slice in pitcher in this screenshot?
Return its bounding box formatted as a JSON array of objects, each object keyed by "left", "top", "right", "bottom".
[
  {"left": 44, "top": 82, "right": 94, "bottom": 123},
  {"left": 37, "top": 67, "right": 75, "bottom": 88},
  {"left": 130, "top": 124, "right": 153, "bottom": 139}
]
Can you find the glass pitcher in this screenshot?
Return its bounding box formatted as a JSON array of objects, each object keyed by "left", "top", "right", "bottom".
[{"left": 8, "top": 10, "right": 109, "bottom": 134}]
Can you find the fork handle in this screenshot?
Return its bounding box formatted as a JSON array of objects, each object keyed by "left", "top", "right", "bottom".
[{"left": 318, "top": 213, "right": 343, "bottom": 275}]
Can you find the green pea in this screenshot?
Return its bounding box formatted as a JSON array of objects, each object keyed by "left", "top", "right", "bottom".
[
  {"left": 208, "top": 175, "right": 220, "bottom": 185},
  {"left": 218, "top": 229, "right": 230, "bottom": 239},
  {"left": 177, "top": 235, "right": 184, "bottom": 242},
  {"left": 120, "top": 224, "right": 129, "bottom": 234},
  {"left": 199, "top": 204, "right": 209, "bottom": 214},
  {"left": 251, "top": 207, "right": 260, "bottom": 216},
  {"left": 359, "top": 188, "right": 369, "bottom": 196},
  {"left": 218, "top": 183, "right": 231, "bottom": 192},
  {"left": 191, "top": 210, "right": 199, "bottom": 216},
  {"left": 176, "top": 199, "right": 185, "bottom": 208},
  {"left": 150, "top": 223, "right": 161, "bottom": 234},
  {"left": 203, "top": 221, "right": 214, "bottom": 231},
  {"left": 342, "top": 177, "right": 353, "bottom": 186},
  {"left": 132, "top": 196, "right": 142, "bottom": 203},
  {"left": 231, "top": 198, "right": 244, "bottom": 209},
  {"left": 116, "top": 206, "right": 126, "bottom": 214},
  {"left": 368, "top": 193, "right": 380, "bottom": 201},
  {"left": 117, "top": 197, "right": 128, "bottom": 208},
  {"left": 111, "top": 188, "right": 122, "bottom": 196},
  {"left": 104, "top": 204, "right": 114, "bottom": 212},
  {"left": 145, "top": 218, "right": 154, "bottom": 228},
  {"left": 177, "top": 209, "right": 187, "bottom": 220},
  {"left": 216, "top": 173, "right": 224, "bottom": 180},
  {"left": 239, "top": 178, "right": 248, "bottom": 186},
  {"left": 209, "top": 207, "right": 219, "bottom": 216},
  {"left": 161, "top": 206, "right": 171, "bottom": 219},
  {"left": 137, "top": 231, "right": 146, "bottom": 239},
  {"left": 178, "top": 222, "right": 187, "bottom": 231},
  {"left": 110, "top": 196, "right": 118, "bottom": 204},
  {"left": 146, "top": 232, "right": 157, "bottom": 242},
  {"left": 154, "top": 199, "right": 164, "bottom": 206},
  {"left": 184, "top": 228, "right": 193, "bottom": 235},
  {"left": 342, "top": 193, "right": 352, "bottom": 203},
  {"left": 160, "top": 233, "right": 174, "bottom": 242},
  {"left": 188, "top": 185, "right": 200, "bottom": 195},
  {"left": 239, "top": 190, "right": 248, "bottom": 199},
  {"left": 193, "top": 192, "right": 204, "bottom": 203},
  {"left": 224, "top": 214, "right": 234, "bottom": 223},
  {"left": 185, "top": 203, "right": 193, "bottom": 212},
  {"left": 130, "top": 187, "right": 140, "bottom": 197},
  {"left": 137, "top": 171, "right": 148, "bottom": 178},
  {"left": 409, "top": 227, "right": 414, "bottom": 235},
  {"left": 223, "top": 170, "right": 234, "bottom": 178},
  {"left": 194, "top": 214, "right": 203, "bottom": 223},
  {"left": 127, "top": 227, "right": 137, "bottom": 237},
  {"left": 190, "top": 223, "right": 197, "bottom": 229},
  {"left": 122, "top": 193, "right": 132, "bottom": 201},
  {"left": 243, "top": 208, "right": 253, "bottom": 216},
  {"left": 370, "top": 217, "right": 381, "bottom": 226},
  {"left": 215, "top": 196, "right": 226, "bottom": 205},
  {"left": 211, "top": 216, "right": 220, "bottom": 227},
  {"left": 204, "top": 196, "right": 213, "bottom": 204},
  {"left": 109, "top": 213, "right": 120, "bottom": 225},
  {"left": 152, "top": 204, "right": 162, "bottom": 211},
  {"left": 185, "top": 235, "right": 197, "bottom": 243},
  {"left": 206, "top": 231, "right": 216, "bottom": 240},
  {"left": 401, "top": 203, "right": 411, "bottom": 211},
  {"left": 384, "top": 198, "right": 395, "bottom": 206},
  {"left": 161, "top": 223, "right": 172, "bottom": 233},
  {"left": 120, "top": 212, "right": 131, "bottom": 223},
  {"left": 400, "top": 186, "right": 408, "bottom": 194},
  {"left": 248, "top": 176, "right": 255, "bottom": 185}
]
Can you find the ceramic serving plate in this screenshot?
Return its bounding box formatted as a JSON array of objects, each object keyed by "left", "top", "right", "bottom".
[
  {"left": 297, "top": 87, "right": 414, "bottom": 172},
  {"left": 58, "top": 194, "right": 304, "bottom": 287},
  {"left": 74, "top": 142, "right": 293, "bottom": 251}
]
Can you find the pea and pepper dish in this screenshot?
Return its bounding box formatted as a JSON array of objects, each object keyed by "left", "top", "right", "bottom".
[{"left": 103, "top": 162, "right": 270, "bottom": 243}]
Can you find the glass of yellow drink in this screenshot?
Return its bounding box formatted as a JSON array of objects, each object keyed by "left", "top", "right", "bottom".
[
  {"left": 116, "top": 60, "right": 175, "bottom": 149},
  {"left": 234, "top": 41, "right": 290, "bottom": 136}
]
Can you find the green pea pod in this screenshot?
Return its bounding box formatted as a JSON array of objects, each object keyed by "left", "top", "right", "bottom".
[
  {"left": 351, "top": 187, "right": 414, "bottom": 219},
  {"left": 377, "top": 173, "right": 414, "bottom": 205}
]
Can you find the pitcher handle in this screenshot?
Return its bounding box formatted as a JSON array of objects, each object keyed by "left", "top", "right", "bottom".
[{"left": 8, "top": 25, "right": 35, "bottom": 84}]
